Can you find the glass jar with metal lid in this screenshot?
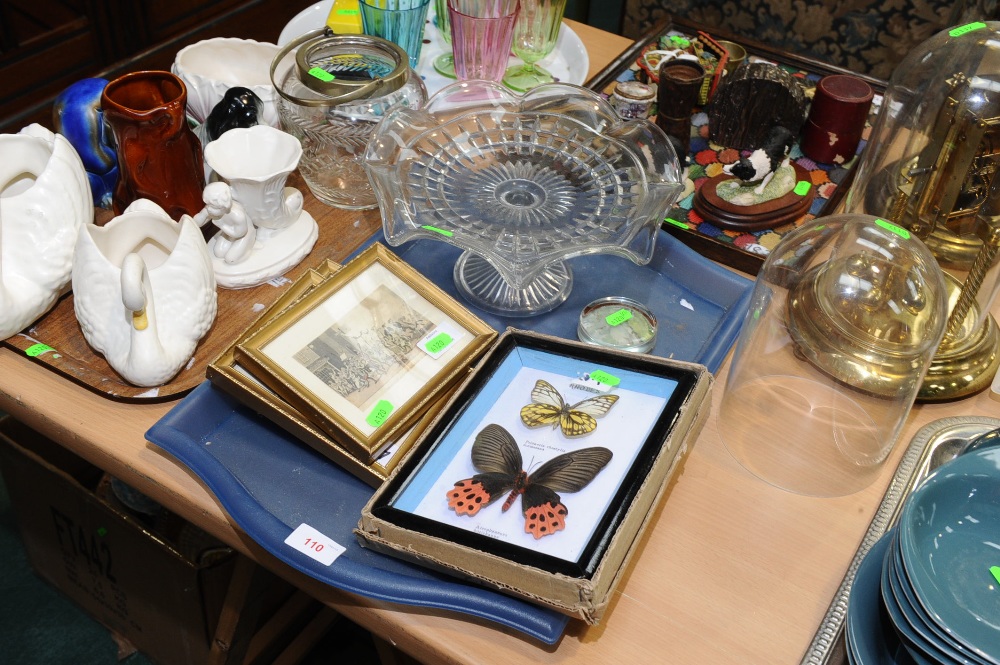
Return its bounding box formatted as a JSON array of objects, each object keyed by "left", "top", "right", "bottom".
[{"left": 270, "top": 29, "right": 427, "bottom": 210}]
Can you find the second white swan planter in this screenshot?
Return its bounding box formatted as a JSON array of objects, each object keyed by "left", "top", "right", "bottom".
[
  {"left": 0, "top": 124, "right": 93, "bottom": 339},
  {"left": 72, "top": 199, "right": 218, "bottom": 387}
]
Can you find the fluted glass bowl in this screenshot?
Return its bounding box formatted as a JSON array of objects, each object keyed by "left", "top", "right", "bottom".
[{"left": 364, "top": 80, "right": 684, "bottom": 316}]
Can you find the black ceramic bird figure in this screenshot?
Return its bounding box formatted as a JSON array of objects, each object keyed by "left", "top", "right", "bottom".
[{"left": 204, "top": 87, "right": 264, "bottom": 142}]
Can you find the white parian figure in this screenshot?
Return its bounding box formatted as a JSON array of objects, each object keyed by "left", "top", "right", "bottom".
[{"left": 193, "top": 181, "right": 256, "bottom": 265}]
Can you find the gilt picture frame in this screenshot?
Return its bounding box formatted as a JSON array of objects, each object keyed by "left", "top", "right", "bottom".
[
  {"left": 235, "top": 243, "right": 496, "bottom": 462},
  {"left": 207, "top": 258, "right": 422, "bottom": 486}
]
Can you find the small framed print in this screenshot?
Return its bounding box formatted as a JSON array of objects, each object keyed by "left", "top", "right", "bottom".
[
  {"left": 209, "top": 343, "right": 437, "bottom": 486},
  {"left": 358, "top": 330, "right": 712, "bottom": 622},
  {"left": 235, "top": 243, "right": 496, "bottom": 462},
  {"left": 208, "top": 258, "right": 425, "bottom": 486}
]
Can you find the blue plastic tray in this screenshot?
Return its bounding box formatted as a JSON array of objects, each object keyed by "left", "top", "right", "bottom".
[
  {"left": 350, "top": 229, "right": 753, "bottom": 373},
  {"left": 147, "top": 382, "right": 572, "bottom": 643},
  {"left": 146, "top": 229, "right": 752, "bottom": 643}
]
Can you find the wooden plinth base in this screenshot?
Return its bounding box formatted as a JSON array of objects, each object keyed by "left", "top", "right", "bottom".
[{"left": 693, "top": 162, "right": 816, "bottom": 231}]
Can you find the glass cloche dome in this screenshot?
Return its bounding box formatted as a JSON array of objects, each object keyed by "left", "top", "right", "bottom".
[{"left": 845, "top": 21, "right": 1000, "bottom": 400}]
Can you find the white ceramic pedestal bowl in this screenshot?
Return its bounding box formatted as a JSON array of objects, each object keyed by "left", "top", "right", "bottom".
[
  {"left": 172, "top": 37, "right": 281, "bottom": 127},
  {"left": 0, "top": 124, "right": 93, "bottom": 340}
]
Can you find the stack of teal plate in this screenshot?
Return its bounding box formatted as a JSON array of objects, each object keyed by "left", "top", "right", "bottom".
[{"left": 846, "top": 432, "right": 1000, "bottom": 665}]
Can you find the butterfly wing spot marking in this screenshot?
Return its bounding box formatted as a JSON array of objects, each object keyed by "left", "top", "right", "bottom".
[
  {"left": 446, "top": 424, "right": 612, "bottom": 538},
  {"left": 519, "top": 379, "right": 619, "bottom": 437},
  {"left": 524, "top": 502, "right": 568, "bottom": 539},
  {"left": 447, "top": 479, "right": 489, "bottom": 516},
  {"left": 447, "top": 470, "right": 520, "bottom": 516}
]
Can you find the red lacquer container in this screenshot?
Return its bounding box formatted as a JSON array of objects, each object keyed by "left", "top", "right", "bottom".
[{"left": 800, "top": 74, "right": 874, "bottom": 165}]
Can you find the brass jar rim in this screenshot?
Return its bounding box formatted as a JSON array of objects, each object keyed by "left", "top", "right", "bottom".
[{"left": 270, "top": 29, "right": 410, "bottom": 108}]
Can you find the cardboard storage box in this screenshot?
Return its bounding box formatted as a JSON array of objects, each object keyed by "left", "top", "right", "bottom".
[
  {"left": 358, "top": 329, "right": 713, "bottom": 624},
  {"left": 0, "top": 417, "right": 237, "bottom": 665}
]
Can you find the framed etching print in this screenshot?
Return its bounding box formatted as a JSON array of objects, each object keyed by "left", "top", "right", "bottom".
[
  {"left": 359, "top": 330, "right": 713, "bottom": 621},
  {"left": 208, "top": 258, "right": 424, "bottom": 486},
  {"left": 236, "top": 243, "right": 496, "bottom": 462}
]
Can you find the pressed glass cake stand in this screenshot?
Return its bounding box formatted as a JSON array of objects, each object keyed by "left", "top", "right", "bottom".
[{"left": 364, "top": 81, "right": 684, "bottom": 316}]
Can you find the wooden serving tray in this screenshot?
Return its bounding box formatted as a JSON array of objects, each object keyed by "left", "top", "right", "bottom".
[
  {"left": 1, "top": 176, "right": 382, "bottom": 402},
  {"left": 585, "top": 16, "right": 887, "bottom": 276}
]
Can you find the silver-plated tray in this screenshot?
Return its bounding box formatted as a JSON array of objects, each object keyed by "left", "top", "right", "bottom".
[{"left": 800, "top": 415, "right": 1000, "bottom": 665}]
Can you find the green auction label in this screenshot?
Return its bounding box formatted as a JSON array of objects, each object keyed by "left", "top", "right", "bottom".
[
  {"left": 421, "top": 225, "right": 454, "bottom": 237},
  {"left": 308, "top": 67, "right": 335, "bottom": 82},
  {"left": 663, "top": 217, "right": 689, "bottom": 230},
  {"left": 875, "top": 218, "right": 910, "bottom": 239},
  {"left": 605, "top": 308, "right": 633, "bottom": 326},
  {"left": 424, "top": 332, "right": 454, "bottom": 355},
  {"left": 991, "top": 565, "right": 1000, "bottom": 585},
  {"left": 366, "top": 400, "right": 394, "bottom": 428},
  {"left": 25, "top": 343, "right": 56, "bottom": 357},
  {"left": 589, "top": 370, "right": 620, "bottom": 387},
  {"left": 336, "top": 8, "right": 359, "bottom": 14},
  {"left": 794, "top": 181, "right": 812, "bottom": 196},
  {"left": 950, "top": 22, "right": 986, "bottom": 37}
]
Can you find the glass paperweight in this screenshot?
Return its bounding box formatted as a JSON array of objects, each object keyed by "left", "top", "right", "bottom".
[
  {"left": 844, "top": 21, "right": 1000, "bottom": 399},
  {"left": 364, "top": 80, "right": 684, "bottom": 316},
  {"left": 577, "top": 297, "right": 657, "bottom": 353},
  {"left": 718, "top": 214, "right": 948, "bottom": 496}
]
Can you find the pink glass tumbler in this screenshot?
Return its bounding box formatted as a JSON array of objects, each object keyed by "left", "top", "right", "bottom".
[{"left": 448, "top": 0, "right": 520, "bottom": 82}]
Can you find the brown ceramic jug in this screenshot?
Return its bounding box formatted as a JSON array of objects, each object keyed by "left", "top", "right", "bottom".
[{"left": 101, "top": 71, "right": 206, "bottom": 219}]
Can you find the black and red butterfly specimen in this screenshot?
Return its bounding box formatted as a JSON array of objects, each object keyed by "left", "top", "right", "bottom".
[{"left": 446, "top": 424, "right": 613, "bottom": 539}]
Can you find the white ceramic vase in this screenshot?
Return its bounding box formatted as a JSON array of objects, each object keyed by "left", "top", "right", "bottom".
[
  {"left": 204, "top": 125, "right": 304, "bottom": 232},
  {"left": 0, "top": 124, "right": 93, "bottom": 339},
  {"left": 200, "top": 125, "right": 317, "bottom": 289},
  {"left": 72, "top": 199, "right": 218, "bottom": 387},
  {"left": 172, "top": 37, "right": 281, "bottom": 127}
]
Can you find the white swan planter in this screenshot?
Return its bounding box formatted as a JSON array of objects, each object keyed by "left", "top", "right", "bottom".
[
  {"left": 72, "top": 199, "right": 218, "bottom": 387},
  {"left": 0, "top": 124, "right": 93, "bottom": 339}
]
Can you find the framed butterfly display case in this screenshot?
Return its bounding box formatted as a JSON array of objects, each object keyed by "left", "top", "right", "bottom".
[{"left": 358, "top": 329, "right": 713, "bottom": 624}]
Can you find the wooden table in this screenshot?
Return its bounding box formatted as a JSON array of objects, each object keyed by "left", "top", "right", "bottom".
[{"left": 2, "top": 19, "right": 998, "bottom": 665}]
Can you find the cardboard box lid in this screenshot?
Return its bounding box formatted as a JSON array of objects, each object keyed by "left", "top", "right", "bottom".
[{"left": 357, "top": 328, "right": 713, "bottom": 624}]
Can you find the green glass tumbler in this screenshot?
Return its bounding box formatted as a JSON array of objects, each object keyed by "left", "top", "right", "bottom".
[
  {"left": 433, "top": 0, "right": 455, "bottom": 78},
  {"left": 502, "top": 0, "right": 566, "bottom": 92}
]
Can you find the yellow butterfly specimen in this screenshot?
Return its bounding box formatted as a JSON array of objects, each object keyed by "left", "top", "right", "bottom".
[{"left": 519, "top": 379, "right": 619, "bottom": 438}]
